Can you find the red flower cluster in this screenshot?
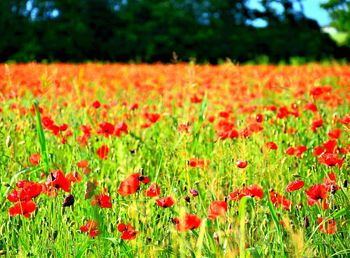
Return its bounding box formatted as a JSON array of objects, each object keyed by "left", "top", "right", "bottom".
[
  {"left": 80, "top": 220, "right": 99, "bottom": 238},
  {"left": 270, "top": 190, "right": 292, "bottom": 211},
  {"left": 228, "top": 184, "right": 264, "bottom": 201},
  {"left": 8, "top": 180, "right": 42, "bottom": 217},
  {"left": 117, "top": 223, "right": 138, "bottom": 240}
]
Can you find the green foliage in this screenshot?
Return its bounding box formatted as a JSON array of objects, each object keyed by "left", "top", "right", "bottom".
[
  {"left": 322, "top": 0, "right": 350, "bottom": 47},
  {"left": 0, "top": 0, "right": 349, "bottom": 63}
]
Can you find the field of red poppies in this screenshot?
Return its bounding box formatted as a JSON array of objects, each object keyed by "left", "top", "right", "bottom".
[{"left": 0, "top": 63, "right": 349, "bottom": 257}]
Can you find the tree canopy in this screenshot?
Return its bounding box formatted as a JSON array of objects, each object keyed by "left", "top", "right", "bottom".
[{"left": 0, "top": 0, "right": 348, "bottom": 63}]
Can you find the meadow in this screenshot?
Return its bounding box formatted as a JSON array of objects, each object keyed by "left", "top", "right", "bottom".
[{"left": 0, "top": 63, "right": 349, "bottom": 257}]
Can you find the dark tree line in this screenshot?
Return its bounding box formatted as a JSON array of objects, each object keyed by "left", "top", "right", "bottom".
[{"left": 0, "top": 0, "right": 349, "bottom": 63}]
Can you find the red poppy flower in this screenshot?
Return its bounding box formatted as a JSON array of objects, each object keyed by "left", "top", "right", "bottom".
[
  {"left": 313, "top": 146, "right": 325, "bottom": 156},
  {"left": 129, "top": 103, "right": 139, "bottom": 111},
  {"left": 311, "top": 118, "right": 323, "bottom": 132},
  {"left": 219, "top": 111, "right": 230, "bottom": 118},
  {"left": 188, "top": 158, "right": 210, "bottom": 169},
  {"left": 227, "top": 189, "right": 242, "bottom": 201},
  {"left": 323, "top": 139, "right": 337, "bottom": 154},
  {"left": 318, "top": 153, "right": 343, "bottom": 168},
  {"left": 144, "top": 183, "right": 161, "bottom": 197},
  {"left": 190, "top": 95, "right": 202, "bottom": 103},
  {"left": 318, "top": 217, "right": 337, "bottom": 234},
  {"left": 208, "top": 116, "right": 215, "bottom": 123},
  {"left": 91, "top": 193, "right": 112, "bottom": 208},
  {"left": 178, "top": 123, "right": 190, "bottom": 132},
  {"left": 45, "top": 170, "right": 71, "bottom": 193},
  {"left": 59, "top": 124, "right": 68, "bottom": 131},
  {"left": 97, "top": 122, "right": 115, "bottom": 137},
  {"left": 228, "top": 184, "right": 264, "bottom": 201},
  {"left": 328, "top": 128, "right": 341, "bottom": 139},
  {"left": 117, "top": 173, "right": 149, "bottom": 196},
  {"left": 77, "top": 160, "right": 89, "bottom": 168},
  {"left": 270, "top": 190, "right": 292, "bottom": 211},
  {"left": 256, "top": 113, "right": 264, "bottom": 123},
  {"left": 305, "top": 184, "right": 328, "bottom": 210},
  {"left": 285, "top": 180, "right": 304, "bottom": 193},
  {"left": 8, "top": 181, "right": 42, "bottom": 202},
  {"left": 285, "top": 147, "right": 295, "bottom": 156},
  {"left": 229, "top": 129, "right": 239, "bottom": 138},
  {"left": 66, "top": 171, "right": 82, "bottom": 184},
  {"left": 241, "top": 184, "right": 264, "bottom": 199},
  {"left": 92, "top": 101, "right": 101, "bottom": 109},
  {"left": 80, "top": 220, "right": 99, "bottom": 237},
  {"left": 323, "top": 172, "right": 340, "bottom": 193},
  {"left": 236, "top": 160, "right": 248, "bottom": 168},
  {"left": 277, "top": 106, "right": 289, "bottom": 119},
  {"left": 144, "top": 113, "right": 160, "bottom": 123},
  {"left": 156, "top": 196, "right": 175, "bottom": 208},
  {"left": 174, "top": 213, "right": 201, "bottom": 231},
  {"left": 266, "top": 141, "right": 278, "bottom": 150},
  {"left": 117, "top": 223, "right": 138, "bottom": 240},
  {"left": 97, "top": 145, "right": 109, "bottom": 160},
  {"left": 114, "top": 121, "right": 128, "bottom": 136},
  {"left": 295, "top": 145, "right": 307, "bottom": 158},
  {"left": 29, "top": 154, "right": 41, "bottom": 166},
  {"left": 304, "top": 102, "right": 318, "bottom": 112},
  {"left": 9, "top": 200, "right": 36, "bottom": 218},
  {"left": 208, "top": 200, "right": 228, "bottom": 220},
  {"left": 339, "top": 113, "right": 350, "bottom": 125}
]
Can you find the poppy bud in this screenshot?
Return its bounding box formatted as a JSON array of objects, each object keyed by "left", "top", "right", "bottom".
[
  {"left": 213, "top": 232, "right": 219, "bottom": 245},
  {"left": 304, "top": 216, "right": 309, "bottom": 229},
  {"left": 184, "top": 196, "right": 190, "bottom": 203},
  {"left": 63, "top": 194, "right": 75, "bottom": 207},
  {"left": 236, "top": 160, "right": 248, "bottom": 168},
  {"left": 190, "top": 189, "right": 199, "bottom": 197}
]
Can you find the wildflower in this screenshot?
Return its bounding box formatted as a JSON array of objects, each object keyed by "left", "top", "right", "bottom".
[
  {"left": 173, "top": 213, "right": 201, "bottom": 231},
  {"left": 91, "top": 193, "right": 112, "bottom": 208},
  {"left": 318, "top": 217, "right": 337, "bottom": 234},
  {"left": 156, "top": 196, "right": 175, "bottom": 208},
  {"left": 270, "top": 190, "right": 292, "bottom": 211},
  {"left": 208, "top": 200, "right": 227, "bottom": 220},
  {"left": 97, "top": 145, "right": 109, "bottom": 160},
  {"left": 45, "top": 170, "right": 71, "bottom": 193},
  {"left": 117, "top": 173, "right": 149, "bottom": 196},
  {"left": 285, "top": 180, "right": 304, "bottom": 193},
  {"left": 29, "top": 154, "right": 41, "bottom": 166},
  {"left": 328, "top": 128, "right": 341, "bottom": 139},
  {"left": 266, "top": 141, "right": 278, "bottom": 150},
  {"left": 144, "top": 183, "right": 161, "bottom": 198},
  {"left": 117, "top": 223, "right": 138, "bottom": 240},
  {"left": 236, "top": 160, "right": 248, "bottom": 168},
  {"left": 9, "top": 200, "right": 36, "bottom": 218},
  {"left": 80, "top": 220, "right": 99, "bottom": 237},
  {"left": 305, "top": 184, "right": 328, "bottom": 210}
]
